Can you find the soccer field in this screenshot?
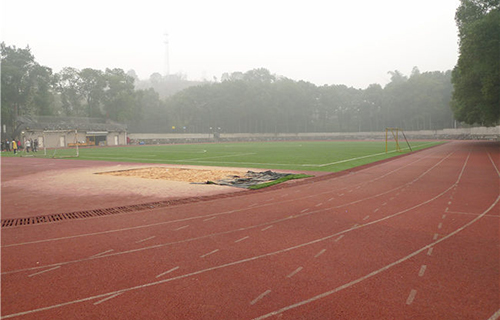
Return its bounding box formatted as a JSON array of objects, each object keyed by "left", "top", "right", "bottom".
[{"left": 8, "top": 140, "right": 443, "bottom": 172}]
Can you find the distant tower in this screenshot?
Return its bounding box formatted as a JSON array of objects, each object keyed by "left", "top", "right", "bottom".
[{"left": 164, "top": 32, "right": 170, "bottom": 77}]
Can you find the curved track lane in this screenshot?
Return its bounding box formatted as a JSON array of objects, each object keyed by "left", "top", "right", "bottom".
[{"left": 2, "top": 141, "right": 499, "bottom": 319}]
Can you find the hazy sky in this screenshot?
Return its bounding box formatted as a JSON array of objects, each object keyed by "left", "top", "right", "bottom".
[{"left": 1, "top": 0, "right": 460, "bottom": 89}]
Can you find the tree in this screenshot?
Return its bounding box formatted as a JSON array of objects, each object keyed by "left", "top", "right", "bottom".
[
  {"left": 79, "top": 68, "right": 106, "bottom": 118},
  {"left": 1, "top": 43, "right": 55, "bottom": 133},
  {"left": 451, "top": 0, "right": 500, "bottom": 126}
]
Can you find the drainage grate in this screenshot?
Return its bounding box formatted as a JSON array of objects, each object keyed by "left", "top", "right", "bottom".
[{"left": 1, "top": 201, "right": 168, "bottom": 228}]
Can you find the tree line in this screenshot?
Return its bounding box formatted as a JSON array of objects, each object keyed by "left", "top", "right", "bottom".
[
  {"left": 0, "top": 42, "right": 456, "bottom": 135},
  {"left": 163, "top": 68, "right": 455, "bottom": 134}
]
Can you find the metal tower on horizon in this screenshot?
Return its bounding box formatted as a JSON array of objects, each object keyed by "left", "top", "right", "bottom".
[{"left": 164, "top": 32, "right": 170, "bottom": 77}]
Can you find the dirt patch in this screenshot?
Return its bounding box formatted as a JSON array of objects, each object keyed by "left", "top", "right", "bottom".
[{"left": 98, "top": 167, "right": 246, "bottom": 183}]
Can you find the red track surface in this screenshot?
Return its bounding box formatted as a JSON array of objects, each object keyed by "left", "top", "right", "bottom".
[{"left": 1, "top": 141, "right": 499, "bottom": 319}]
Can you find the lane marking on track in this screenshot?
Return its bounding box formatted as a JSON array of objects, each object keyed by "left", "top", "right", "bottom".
[
  {"left": 433, "top": 234, "right": 439, "bottom": 240},
  {"left": 418, "top": 265, "right": 427, "bottom": 277},
  {"left": 300, "top": 209, "right": 309, "bottom": 213},
  {"left": 28, "top": 266, "right": 61, "bottom": 278},
  {"left": 250, "top": 290, "right": 271, "bottom": 305},
  {"left": 438, "top": 223, "right": 442, "bottom": 229},
  {"left": 488, "top": 308, "right": 500, "bottom": 320},
  {"left": 427, "top": 247, "right": 433, "bottom": 256},
  {"left": 406, "top": 289, "right": 417, "bottom": 305},
  {"left": 335, "top": 235, "right": 344, "bottom": 242},
  {"left": 91, "top": 249, "right": 114, "bottom": 258},
  {"left": 314, "top": 249, "right": 326, "bottom": 258},
  {"left": 363, "top": 215, "right": 370, "bottom": 221},
  {"left": 6, "top": 181, "right": 497, "bottom": 320},
  {"left": 442, "top": 214, "right": 446, "bottom": 219},
  {"left": 487, "top": 151, "right": 500, "bottom": 177},
  {"left": 200, "top": 249, "right": 219, "bottom": 258},
  {"left": 93, "top": 293, "right": 123, "bottom": 306},
  {"left": 373, "top": 208, "right": 379, "bottom": 213},
  {"left": 446, "top": 210, "right": 499, "bottom": 217},
  {"left": 203, "top": 217, "right": 216, "bottom": 222},
  {"left": 135, "top": 236, "right": 156, "bottom": 244},
  {"left": 156, "top": 266, "right": 180, "bottom": 278},
  {"left": 315, "top": 203, "right": 323, "bottom": 207},
  {"left": 174, "top": 225, "right": 189, "bottom": 231},
  {"left": 261, "top": 226, "right": 273, "bottom": 231},
  {"left": 235, "top": 236, "right": 250, "bottom": 243},
  {"left": 287, "top": 267, "right": 303, "bottom": 278}
]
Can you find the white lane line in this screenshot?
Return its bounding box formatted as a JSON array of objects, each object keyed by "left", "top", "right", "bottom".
[
  {"left": 93, "top": 293, "right": 123, "bottom": 305},
  {"left": 252, "top": 196, "right": 500, "bottom": 320},
  {"left": 200, "top": 249, "right": 219, "bottom": 258},
  {"left": 438, "top": 223, "right": 443, "bottom": 229},
  {"left": 363, "top": 215, "right": 370, "bottom": 221},
  {"left": 433, "top": 234, "right": 439, "bottom": 240},
  {"left": 203, "top": 217, "right": 216, "bottom": 222},
  {"left": 135, "top": 236, "right": 156, "bottom": 244},
  {"left": 301, "top": 208, "right": 309, "bottom": 213},
  {"left": 406, "top": 289, "right": 417, "bottom": 305},
  {"left": 335, "top": 235, "right": 344, "bottom": 242},
  {"left": 91, "top": 249, "right": 114, "bottom": 258},
  {"left": 156, "top": 266, "right": 180, "bottom": 278},
  {"left": 382, "top": 202, "right": 388, "bottom": 206},
  {"left": 488, "top": 308, "right": 500, "bottom": 320},
  {"left": 328, "top": 197, "right": 335, "bottom": 202},
  {"left": 7, "top": 192, "right": 497, "bottom": 320},
  {"left": 261, "top": 226, "right": 273, "bottom": 232},
  {"left": 251, "top": 290, "right": 271, "bottom": 305},
  {"left": 448, "top": 201, "right": 452, "bottom": 205},
  {"left": 287, "top": 267, "right": 303, "bottom": 278},
  {"left": 174, "top": 225, "right": 189, "bottom": 231},
  {"left": 373, "top": 208, "right": 379, "bottom": 213},
  {"left": 442, "top": 214, "right": 446, "bottom": 219},
  {"left": 427, "top": 247, "right": 434, "bottom": 256},
  {"left": 235, "top": 236, "right": 250, "bottom": 243},
  {"left": 28, "top": 266, "right": 61, "bottom": 278},
  {"left": 418, "top": 265, "right": 427, "bottom": 277},
  {"left": 314, "top": 249, "right": 326, "bottom": 258},
  {"left": 315, "top": 203, "right": 323, "bottom": 207}
]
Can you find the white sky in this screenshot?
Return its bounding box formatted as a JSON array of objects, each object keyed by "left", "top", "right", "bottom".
[{"left": 1, "top": 0, "right": 460, "bottom": 89}]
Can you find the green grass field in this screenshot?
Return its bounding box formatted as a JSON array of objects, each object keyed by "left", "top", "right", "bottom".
[{"left": 4, "top": 140, "right": 444, "bottom": 172}]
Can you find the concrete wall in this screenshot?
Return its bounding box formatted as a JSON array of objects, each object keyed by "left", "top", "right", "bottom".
[{"left": 128, "top": 126, "right": 500, "bottom": 144}]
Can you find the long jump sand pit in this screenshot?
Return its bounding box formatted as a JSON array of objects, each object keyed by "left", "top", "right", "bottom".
[
  {"left": 97, "top": 167, "right": 247, "bottom": 183},
  {"left": 0, "top": 158, "right": 256, "bottom": 220}
]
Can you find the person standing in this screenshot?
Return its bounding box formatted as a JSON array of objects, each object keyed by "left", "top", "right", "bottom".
[
  {"left": 25, "top": 139, "right": 31, "bottom": 153},
  {"left": 12, "top": 140, "right": 17, "bottom": 154}
]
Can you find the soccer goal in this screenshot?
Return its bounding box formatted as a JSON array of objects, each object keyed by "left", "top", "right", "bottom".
[
  {"left": 385, "top": 127, "right": 412, "bottom": 153},
  {"left": 42, "top": 129, "right": 80, "bottom": 158}
]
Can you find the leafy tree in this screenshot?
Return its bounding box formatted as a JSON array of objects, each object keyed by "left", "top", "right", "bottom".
[
  {"left": 79, "top": 68, "right": 106, "bottom": 118},
  {"left": 451, "top": 0, "right": 500, "bottom": 126},
  {"left": 1, "top": 42, "right": 55, "bottom": 131}
]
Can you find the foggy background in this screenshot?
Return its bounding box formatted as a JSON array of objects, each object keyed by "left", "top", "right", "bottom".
[{"left": 1, "top": 0, "right": 460, "bottom": 89}]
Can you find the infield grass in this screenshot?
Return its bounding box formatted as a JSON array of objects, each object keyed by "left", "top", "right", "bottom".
[{"left": 5, "top": 140, "right": 444, "bottom": 172}]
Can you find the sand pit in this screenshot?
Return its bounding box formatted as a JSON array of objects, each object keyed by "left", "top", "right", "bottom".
[{"left": 98, "top": 167, "right": 245, "bottom": 183}]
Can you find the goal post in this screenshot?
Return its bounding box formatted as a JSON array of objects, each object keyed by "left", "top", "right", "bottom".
[
  {"left": 42, "top": 129, "right": 80, "bottom": 158},
  {"left": 385, "top": 127, "right": 412, "bottom": 153}
]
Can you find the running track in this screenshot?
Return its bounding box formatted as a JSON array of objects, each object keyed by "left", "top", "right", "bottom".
[{"left": 1, "top": 141, "right": 499, "bottom": 319}]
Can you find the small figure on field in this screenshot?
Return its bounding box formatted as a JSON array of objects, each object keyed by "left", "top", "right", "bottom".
[
  {"left": 12, "top": 140, "right": 18, "bottom": 154},
  {"left": 25, "top": 139, "right": 31, "bottom": 153}
]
